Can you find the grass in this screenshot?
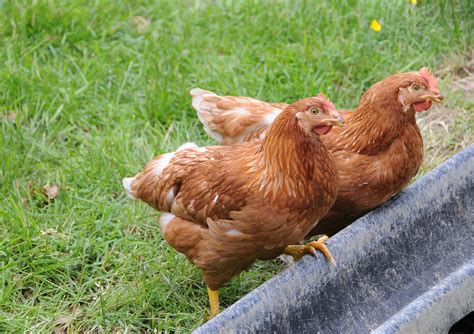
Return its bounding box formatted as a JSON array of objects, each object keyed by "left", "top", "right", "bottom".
[{"left": 0, "top": 0, "right": 472, "bottom": 332}]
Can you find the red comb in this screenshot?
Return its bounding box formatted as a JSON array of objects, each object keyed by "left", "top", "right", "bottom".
[
  {"left": 419, "top": 67, "right": 438, "bottom": 91},
  {"left": 316, "top": 93, "right": 336, "bottom": 110}
]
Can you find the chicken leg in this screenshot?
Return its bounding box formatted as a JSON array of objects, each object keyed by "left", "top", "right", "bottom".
[
  {"left": 283, "top": 235, "right": 336, "bottom": 266},
  {"left": 207, "top": 286, "right": 219, "bottom": 319}
]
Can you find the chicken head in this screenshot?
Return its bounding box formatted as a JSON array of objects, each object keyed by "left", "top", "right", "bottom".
[
  {"left": 295, "top": 93, "right": 344, "bottom": 136},
  {"left": 398, "top": 67, "right": 444, "bottom": 113}
]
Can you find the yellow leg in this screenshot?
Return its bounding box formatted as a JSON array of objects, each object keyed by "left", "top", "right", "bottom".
[
  {"left": 207, "top": 286, "right": 219, "bottom": 319},
  {"left": 282, "top": 235, "right": 336, "bottom": 266}
]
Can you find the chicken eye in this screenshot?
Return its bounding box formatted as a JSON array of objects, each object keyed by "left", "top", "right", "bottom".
[
  {"left": 412, "top": 84, "right": 421, "bottom": 91},
  {"left": 310, "top": 108, "right": 319, "bottom": 114}
]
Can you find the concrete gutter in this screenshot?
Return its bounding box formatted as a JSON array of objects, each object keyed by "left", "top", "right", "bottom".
[{"left": 194, "top": 144, "right": 474, "bottom": 333}]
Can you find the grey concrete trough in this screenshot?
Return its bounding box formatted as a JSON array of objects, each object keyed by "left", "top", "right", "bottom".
[{"left": 195, "top": 145, "right": 474, "bottom": 333}]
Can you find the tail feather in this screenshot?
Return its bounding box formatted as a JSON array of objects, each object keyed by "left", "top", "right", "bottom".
[
  {"left": 190, "top": 88, "right": 223, "bottom": 142},
  {"left": 190, "top": 87, "right": 287, "bottom": 145},
  {"left": 122, "top": 177, "right": 137, "bottom": 199}
]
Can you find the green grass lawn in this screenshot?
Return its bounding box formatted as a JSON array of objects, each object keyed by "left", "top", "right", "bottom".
[{"left": 1, "top": 0, "right": 472, "bottom": 332}]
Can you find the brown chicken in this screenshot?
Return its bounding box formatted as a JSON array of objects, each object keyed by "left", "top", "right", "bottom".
[
  {"left": 191, "top": 68, "right": 443, "bottom": 236},
  {"left": 123, "top": 95, "right": 344, "bottom": 318}
]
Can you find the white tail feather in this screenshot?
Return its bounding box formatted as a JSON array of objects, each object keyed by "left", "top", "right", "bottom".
[{"left": 122, "top": 177, "right": 137, "bottom": 199}]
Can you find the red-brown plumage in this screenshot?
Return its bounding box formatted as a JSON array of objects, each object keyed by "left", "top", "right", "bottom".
[
  {"left": 123, "top": 96, "right": 342, "bottom": 290},
  {"left": 191, "top": 68, "right": 443, "bottom": 237}
]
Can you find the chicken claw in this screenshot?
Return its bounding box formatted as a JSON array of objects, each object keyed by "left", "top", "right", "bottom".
[{"left": 283, "top": 235, "right": 336, "bottom": 266}]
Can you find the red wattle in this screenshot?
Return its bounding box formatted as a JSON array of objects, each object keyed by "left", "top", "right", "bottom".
[
  {"left": 413, "top": 100, "right": 432, "bottom": 112},
  {"left": 313, "top": 125, "right": 333, "bottom": 135}
]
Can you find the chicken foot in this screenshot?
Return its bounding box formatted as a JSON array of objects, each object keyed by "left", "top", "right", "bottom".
[
  {"left": 207, "top": 286, "right": 220, "bottom": 319},
  {"left": 206, "top": 236, "right": 333, "bottom": 319},
  {"left": 283, "top": 235, "right": 336, "bottom": 266}
]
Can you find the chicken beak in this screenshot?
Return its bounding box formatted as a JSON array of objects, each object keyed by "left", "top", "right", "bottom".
[
  {"left": 432, "top": 93, "right": 444, "bottom": 102},
  {"left": 423, "top": 92, "right": 444, "bottom": 103},
  {"left": 322, "top": 117, "right": 344, "bottom": 127},
  {"left": 324, "top": 110, "right": 345, "bottom": 127},
  {"left": 336, "top": 115, "right": 345, "bottom": 127}
]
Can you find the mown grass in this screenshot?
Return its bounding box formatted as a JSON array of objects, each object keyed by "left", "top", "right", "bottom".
[{"left": 0, "top": 0, "right": 472, "bottom": 332}]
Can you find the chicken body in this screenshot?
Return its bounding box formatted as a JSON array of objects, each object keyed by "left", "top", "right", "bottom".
[
  {"left": 191, "top": 68, "right": 443, "bottom": 236},
  {"left": 314, "top": 106, "right": 423, "bottom": 235},
  {"left": 123, "top": 97, "right": 340, "bottom": 291}
]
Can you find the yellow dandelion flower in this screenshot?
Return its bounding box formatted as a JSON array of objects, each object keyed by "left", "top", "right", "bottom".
[
  {"left": 370, "top": 19, "right": 382, "bottom": 32},
  {"left": 410, "top": 0, "right": 417, "bottom": 5}
]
